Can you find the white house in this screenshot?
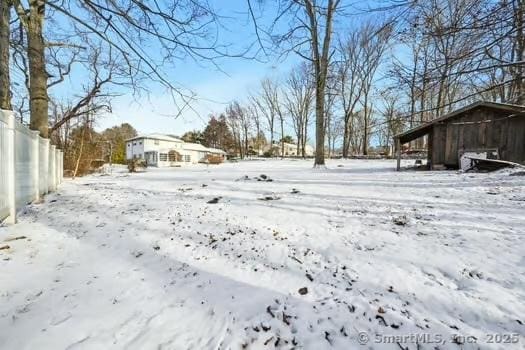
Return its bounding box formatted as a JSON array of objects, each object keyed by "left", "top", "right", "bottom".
[
  {"left": 262, "top": 142, "right": 314, "bottom": 157},
  {"left": 126, "top": 134, "right": 226, "bottom": 167},
  {"left": 182, "top": 143, "right": 212, "bottom": 164}
]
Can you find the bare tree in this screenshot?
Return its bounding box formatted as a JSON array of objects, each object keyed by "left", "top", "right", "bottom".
[
  {"left": 249, "top": 0, "right": 342, "bottom": 166},
  {"left": 336, "top": 30, "right": 365, "bottom": 157},
  {"left": 377, "top": 89, "right": 405, "bottom": 155},
  {"left": 10, "top": 20, "right": 84, "bottom": 124},
  {"left": 247, "top": 98, "right": 265, "bottom": 155},
  {"left": 12, "top": 0, "right": 48, "bottom": 136},
  {"left": 283, "top": 63, "right": 314, "bottom": 158},
  {"left": 299, "top": 0, "right": 341, "bottom": 166},
  {"left": 226, "top": 101, "right": 250, "bottom": 159},
  {"left": 50, "top": 45, "right": 122, "bottom": 134},
  {"left": 238, "top": 104, "right": 251, "bottom": 158},
  {"left": 389, "top": 0, "right": 524, "bottom": 126},
  {"left": 358, "top": 22, "right": 392, "bottom": 155},
  {"left": 256, "top": 78, "right": 281, "bottom": 155},
  {"left": 8, "top": 0, "right": 245, "bottom": 138},
  {"left": 324, "top": 81, "right": 341, "bottom": 158}
]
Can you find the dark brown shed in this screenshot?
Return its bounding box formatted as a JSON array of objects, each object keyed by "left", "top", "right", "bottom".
[{"left": 394, "top": 101, "right": 525, "bottom": 170}]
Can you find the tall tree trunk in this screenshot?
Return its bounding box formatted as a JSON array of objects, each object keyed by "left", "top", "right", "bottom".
[
  {"left": 280, "top": 117, "right": 284, "bottom": 158},
  {"left": 362, "top": 92, "right": 370, "bottom": 156},
  {"left": 325, "top": 111, "right": 331, "bottom": 158},
  {"left": 342, "top": 117, "right": 349, "bottom": 158},
  {"left": 302, "top": 115, "right": 308, "bottom": 158},
  {"left": 244, "top": 126, "right": 248, "bottom": 158},
  {"left": 296, "top": 125, "right": 301, "bottom": 155},
  {"left": 314, "top": 83, "right": 326, "bottom": 165},
  {"left": 363, "top": 118, "right": 368, "bottom": 155},
  {"left": 28, "top": 0, "right": 48, "bottom": 138},
  {"left": 0, "top": 0, "right": 11, "bottom": 110},
  {"left": 73, "top": 122, "right": 87, "bottom": 179},
  {"left": 269, "top": 123, "right": 274, "bottom": 156},
  {"left": 255, "top": 123, "right": 261, "bottom": 155},
  {"left": 515, "top": 0, "right": 525, "bottom": 103}
]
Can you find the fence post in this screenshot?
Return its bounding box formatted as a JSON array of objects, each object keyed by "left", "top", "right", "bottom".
[
  {"left": 49, "top": 145, "right": 56, "bottom": 192},
  {"left": 55, "top": 148, "right": 60, "bottom": 187},
  {"left": 59, "top": 151, "right": 63, "bottom": 183},
  {"left": 5, "top": 112, "right": 16, "bottom": 224},
  {"left": 32, "top": 130, "right": 40, "bottom": 202},
  {"left": 43, "top": 138, "right": 49, "bottom": 195}
]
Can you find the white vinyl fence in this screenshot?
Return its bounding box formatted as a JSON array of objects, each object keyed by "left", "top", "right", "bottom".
[{"left": 0, "top": 109, "right": 63, "bottom": 224}]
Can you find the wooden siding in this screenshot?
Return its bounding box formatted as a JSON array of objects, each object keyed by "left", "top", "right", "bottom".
[
  {"left": 430, "top": 107, "right": 525, "bottom": 168},
  {"left": 431, "top": 124, "right": 446, "bottom": 166}
]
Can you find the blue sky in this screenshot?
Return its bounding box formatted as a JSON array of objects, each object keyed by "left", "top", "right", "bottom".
[
  {"left": 97, "top": 57, "right": 298, "bottom": 135},
  {"left": 46, "top": 0, "right": 301, "bottom": 136},
  {"left": 44, "top": 0, "right": 398, "bottom": 145}
]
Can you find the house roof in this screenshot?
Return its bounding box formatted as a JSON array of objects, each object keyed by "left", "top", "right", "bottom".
[
  {"left": 206, "top": 147, "right": 227, "bottom": 155},
  {"left": 126, "top": 133, "right": 183, "bottom": 143},
  {"left": 395, "top": 101, "right": 525, "bottom": 144},
  {"left": 271, "top": 142, "right": 296, "bottom": 147},
  {"left": 182, "top": 143, "right": 208, "bottom": 152}
]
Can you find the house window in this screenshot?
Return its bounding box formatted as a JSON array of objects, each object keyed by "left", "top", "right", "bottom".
[
  {"left": 159, "top": 153, "right": 168, "bottom": 161},
  {"left": 184, "top": 155, "right": 191, "bottom": 162},
  {"left": 139, "top": 141, "right": 142, "bottom": 145},
  {"left": 154, "top": 140, "right": 159, "bottom": 145},
  {"left": 168, "top": 151, "right": 180, "bottom": 162}
]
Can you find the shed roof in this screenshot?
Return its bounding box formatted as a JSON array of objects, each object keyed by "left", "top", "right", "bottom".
[{"left": 395, "top": 101, "right": 525, "bottom": 144}]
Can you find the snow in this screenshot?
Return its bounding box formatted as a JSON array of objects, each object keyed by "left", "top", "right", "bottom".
[{"left": 1, "top": 159, "right": 524, "bottom": 350}]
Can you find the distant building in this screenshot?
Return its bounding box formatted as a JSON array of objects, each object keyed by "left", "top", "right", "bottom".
[
  {"left": 261, "top": 142, "right": 315, "bottom": 157},
  {"left": 394, "top": 101, "right": 525, "bottom": 170},
  {"left": 126, "top": 134, "right": 226, "bottom": 167}
]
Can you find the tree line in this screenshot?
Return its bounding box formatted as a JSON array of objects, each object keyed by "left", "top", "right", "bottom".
[
  {"left": 56, "top": 121, "right": 137, "bottom": 176},
  {"left": 0, "top": 0, "right": 243, "bottom": 167},
  {"left": 1, "top": 1, "right": 524, "bottom": 167},
  {"left": 245, "top": 0, "right": 525, "bottom": 165}
]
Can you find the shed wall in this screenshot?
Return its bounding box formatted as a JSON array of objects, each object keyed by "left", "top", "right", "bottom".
[{"left": 431, "top": 108, "right": 525, "bottom": 168}]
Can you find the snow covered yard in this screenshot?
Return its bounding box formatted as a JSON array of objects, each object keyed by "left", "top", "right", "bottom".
[{"left": 1, "top": 159, "right": 524, "bottom": 350}]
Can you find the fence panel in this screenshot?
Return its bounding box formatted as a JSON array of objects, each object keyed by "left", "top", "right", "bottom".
[
  {"left": 14, "top": 123, "right": 35, "bottom": 207},
  {"left": 0, "top": 113, "right": 9, "bottom": 220},
  {"left": 48, "top": 145, "right": 56, "bottom": 192},
  {"left": 39, "top": 138, "right": 49, "bottom": 195},
  {"left": 57, "top": 151, "right": 62, "bottom": 184},
  {"left": 0, "top": 109, "right": 63, "bottom": 224}
]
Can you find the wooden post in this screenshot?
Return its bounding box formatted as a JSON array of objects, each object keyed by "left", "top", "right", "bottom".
[
  {"left": 396, "top": 137, "right": 401, "bottom": 171},
  {"left": 5, "top": 111, "right": 16, "bottom": 223},
  {"left": 427, "top": 131, "right": 433, "bottom": 170}
]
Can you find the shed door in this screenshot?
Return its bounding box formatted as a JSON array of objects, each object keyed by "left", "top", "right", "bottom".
[{"left": 445, "top": 124, "right": 460, "bottom": 167}]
